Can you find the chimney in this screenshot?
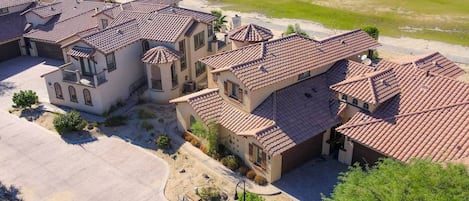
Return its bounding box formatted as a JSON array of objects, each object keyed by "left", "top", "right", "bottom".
[{"left": 232, "top": 14, "right": 241, "bottom": 29}]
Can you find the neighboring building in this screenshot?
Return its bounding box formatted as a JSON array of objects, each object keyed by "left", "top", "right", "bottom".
[
  {"left": 41, "top": 2, "right": 218, "bottom": 114},
  {"left": 171, "top": 29, "right": 380, "bottom": 182},
  {"left": 0, "top": 0, "right": 35, "bottom": 62}
]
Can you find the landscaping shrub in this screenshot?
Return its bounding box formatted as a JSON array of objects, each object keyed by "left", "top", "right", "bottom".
[
  {"left": 137, "top": 109, "right": 157, "bottom": 119},
  {"left": 237, "top": 191, "right": 265, "bottom": 201},
  {"left": 200, "top": 145, "right": 209, "bottom": 154},
  {"left": 12, "top": 90, "right": 38, "bottom": 109},
  {"left": 183, "top": 132, "right": 193, "bottom": 142},
  {"left": 211, "top": 152, "right": 220, "bottom": 160},
  {"left": 222, "top": 155, "right": 239, "bottom": 171},
  {"left": 53, "top": 111, "right": 87, "bottom": 134},
  {"left": 198, "top": 186, "right": 221, "bottom": 201},
  {"left": 246, "top": 170, "right": 257, "bottom": 180},
  {"left": 104, "top": 115, "right": 127, "bottom": 127},
  {"left": 254, "top": 175, "right": 268, "bottom": 186},
  {"left": 238, "top": 166, "right": 249, "bottom": 176},
  {"left": 190, "top": 138, "right": 200, "bottom": 148},
  {"left": 363, "top": 26, "right": 380, "bottom": 40},
  {"left": 116, "top": 99, "right": 125, "bottom": 107},
  {"left": 156, "top": 134, "right": 171, "bottom": 149},
  {"left": 141, "top": 120, "right": 154, "bottom": 131}
]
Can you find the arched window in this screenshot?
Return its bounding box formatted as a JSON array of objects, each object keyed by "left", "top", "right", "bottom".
[
  {"left": 68, "top": 86, "right": 77, "bottom": 103},
  {"left": 83, "top": 89, "right": 92, "bottom": 105},
  {"left": 142, "top": 40, "right": 150, "bottom": 52},
  {"left": 54, "top": 83, "right": 63, "bottom": 99},
  {"left": 363, "top": 103, "right": 369, "bottom": 110},
  {"left": 352, "top": 98, "right": 358, "bottom": 105}
]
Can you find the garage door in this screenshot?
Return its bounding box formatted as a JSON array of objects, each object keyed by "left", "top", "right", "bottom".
[
  {"left": 281, "top": 132, "right": 324, "bottom": 174},
  {"left": 352, "top": 142, "right": 386, "bottom": 166},
  {"left": 0, "top": 40, "right": 21, "bottom": 62},
  {"left": 35, "top": 41, "right": 64, "bottom": 61}
]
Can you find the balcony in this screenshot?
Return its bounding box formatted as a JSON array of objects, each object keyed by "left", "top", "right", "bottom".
[{"left": 61, "top": 63, "right": 107, "bottom": 87}]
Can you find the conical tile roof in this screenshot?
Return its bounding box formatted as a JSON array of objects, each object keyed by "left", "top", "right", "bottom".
[
  {"left": 142, "top": 46, "right": 181, "bottom": 64},
  {"left": 228, "top": 23, "right": 273, "bottom": 42}
]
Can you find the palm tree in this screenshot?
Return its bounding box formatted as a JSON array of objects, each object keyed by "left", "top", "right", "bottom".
[{"left": 211, "top": 10, "right": 227, "bottom": 32}]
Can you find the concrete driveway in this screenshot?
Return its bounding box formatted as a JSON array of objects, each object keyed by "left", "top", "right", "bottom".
[
  {"left": 0, "top": 56, "right": 62, "bottom": 110},
  {"left": 0, "top": 111, "right": 169, "bottom": 201}
]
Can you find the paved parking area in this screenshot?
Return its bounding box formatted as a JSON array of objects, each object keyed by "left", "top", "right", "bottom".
[
  {"left": 0, "top": 56, "right": 62, "bottom": 110},
  {"left": 0, "top": 111, "right": 169, "bottom": 201},
  {"left": 273, "top": 158, "right": 348, "bottom": 201}
]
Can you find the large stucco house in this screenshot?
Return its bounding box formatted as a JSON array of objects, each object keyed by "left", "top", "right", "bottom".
[
  {"left": 171, "top": 26, "right": 468, "bottom": 182},
  {"left": 39, "top": 0, "right": 224, "bottom": 114}
]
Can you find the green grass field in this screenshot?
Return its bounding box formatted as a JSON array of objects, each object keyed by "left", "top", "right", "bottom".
[{"left": 211, "top": 0, "right": 469, "bottom": 46}]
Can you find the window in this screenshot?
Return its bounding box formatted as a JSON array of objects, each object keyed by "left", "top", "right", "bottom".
[
  {"left": 106, "top": 53, "right": 116, "bottom": 72},
  {"left": 0, "top": 8, "right": 9, "bottom": 15},
  {"left": 54, "top": 83, "right": 63, "bottom": 99},
  {"left": 171, "top": 63, "right": 178, "bottom": 88},
  {"left": 352, "top": 98, "right": 358, "bottom": 105},
  {"left": 101, "top": 19, "right": 108, "bottom": 29},
  {"left": 83, "top": 89, "right": 92, "bottom": 105},
  {"left": 341, "top": 94, "right": 347, "bottom": 101},
  {"left": 142, "top": 40, "right": 150, "bottom": 52},
  {"left": 68, "top": 86, "right": 77, "bottom": 103},
  {"left": 207, "top": 25, "right": 214, "bottom": 37},
  {"left": 193, "top": 31, "right": 205, "bottom": 50},
  {"left": 363, "top": 103, "right": 369, "bottom": 110},
  {"left": 224, "top": 80, "right": 243, "bottom": 103},
  {"left": 195, "top": 61, "right": 206, "bottom": 77},
  {"left": 79, "top": 58, "right": 95, "bottom": 77},
  {"left": 249, "top": 143, "right": 267, "bottom": 169},
  {"left": 298, "top": 71, "right": 311, "bottom": 80},
  {"left": 179, "top": 40, "right": 187, "bottom": 71}
]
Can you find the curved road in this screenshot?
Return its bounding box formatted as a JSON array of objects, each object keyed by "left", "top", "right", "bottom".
[{"left": 0, "top": 111, "right": 169, "bottom": 201}]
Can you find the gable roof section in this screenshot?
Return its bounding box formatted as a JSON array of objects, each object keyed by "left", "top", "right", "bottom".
[
  {"left": 0, "top": 0, "right": 34, "bottom": 9},
  {"left": 393, "top": 52, "right": 465, "bottom": 79},
  {"left": 23, "top": 0, "right": 103, "bottom": 22},
  {"left": 337, "top": 59, "right": 469, "bottom": 163},
  {"left": 25, "top": 9, "right": 97, "bottom": 43},
  {"left": 138, "top": 13, "right": 192, "bottom": 42},
  {"left": 157, "top": 6, "right": 217, "bottom": 24},
  {"left": 142, "top": 46, "right": 181, "bottom": 64},
  {"left": 228, "top": 23, "right": 273, "bottom": 42},
  {"left": 330, "top": 68, "right": 400, "bottom": 104},
  {"left": 201, "top": 29, "right": 380, "bottom": 91}
]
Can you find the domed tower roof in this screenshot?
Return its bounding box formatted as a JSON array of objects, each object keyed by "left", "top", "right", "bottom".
[
  {"left": 228, "top": 23, "right": 273, "bottom": 42},
  {"left": 142, "top": 46, "right": 181, "bottom": 64}
]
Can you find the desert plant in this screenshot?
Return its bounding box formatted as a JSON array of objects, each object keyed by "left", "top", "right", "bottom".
[
  {"left": 53, "top": 110, "right": 87, "bottom": 134},
  {"left": 156, "top": 134, "right": 171, "bottom": 149},
  {"left": 0, "top": 181, "right": 23, "bottom": 201},
  {"left": 211, "top": 10, "right": 227, "bottom": 32},
  {"left": 190, "top": 119, "right": 219, "bottom": 154},
  {"left": 104, "top": 115, "right": 127, "bottom": 127},
  {"left": 190, "top": 138, "right": 200, "bottom": 148},
  {"left": 141, "top": 120, "right": 154, "bottom": 131},
  {"left": 363, "top": 26, "right": 380, "bottom": 40},
  {"left": 237, "top": 191, "right": 265, "bottom": 201},
  {"left": 285, "top": 24, "right": 309, "bottom": 37},
  {"left": 238, "top": 166, "right": 249, "bottom": 176},
  {"left": 254, "top": 175, "right": 268, "bottom": 186},
  {"left": 246, "top": 170, "right": 257, "bottom": 180},
  {"left": 12, "top": 90, "right": 38, "bottom": 109},
  {"left": 183, "top": 132, "right": 193, "bottom": 142},
  {"left": 137, "top": 109, "right": 157, "bottom": 119},
  {"left": 200, "top": 145, "right": 209, "bottom": 154},
  {"left": 198, "top": 186, "right": 221, "bottom": 201},
  {"left": 222, "top": 155, "right": 239, "bottom": 170}
]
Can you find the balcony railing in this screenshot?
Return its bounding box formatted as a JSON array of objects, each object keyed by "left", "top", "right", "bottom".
[
  {"left": 60, "top": 63, "right": 107, "bottom": 87},
  {"left": 152, "top": 79, "right": 162, "bottom": 90}
]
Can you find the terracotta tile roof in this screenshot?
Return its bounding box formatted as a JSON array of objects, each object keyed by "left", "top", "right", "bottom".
[
  {"left": 392, "top": 52, "right": 465, "bottom": 79},
  {"left": 201, "top": 43, "right": 263, "bottom": 72},
  {"left": 0, "top": 0, "right": 34, "bottom": 9},
  {"left": 123, "top": 2, "right": 169, "bottom": 13},
  {"left": 170, "top": 88, "right": 224, "bottom": 122},
  {"left": 337, "top": 59, "right": 469, "bottom": 163},
  {"left": 326, "top": 60, "right": 378, "bottom": 85},
  {"left": 0, "top": 12, "right": 27, "bottom": 43},
  {"left": 201, "top": 29, "right": 380, "bottom": 91},
  {"left": 82, "top": 19, "right": 141, "bottom": 54},
  {"left": 330, "top": 68, "right": 400, "bottom": 104},
  {"left": 142, "top": 46, "right": 181, "bottom": 64},
  {"left": 28, "top": 2, "right": 62, "bottom": 18},
  {"left": 24, "top": 9, "right": 97, "bottom": 43},
  {"left": 157, "top": 6, "right": 217, "bottom": 24},
  {"left": 23, "top": 0, "right": 103, "bottom": 22},
  {"left": 67, "top": 46, "right": 95, "bottom": 58},
  {"left": 228, "top": 23, "right": 273, "bottom": 42},
  {"left": 134, "top": 0, "right": 180, "bottom": 5}
]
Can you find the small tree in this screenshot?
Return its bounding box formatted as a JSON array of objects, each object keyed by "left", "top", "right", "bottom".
[
  {"left": 323, "top": 158, "right": 469, "bottom": 201},
  {"left": 12, "top": 90, "right": 38, "bottom": 109},
  {"left": 156, "top": 134, "right": 171, "bottom": 149},
  {"left": 284, "top": 24, "right": 309, "bottom": 37},
  {"left": 190, "top": 119, "right": 219, "bottom": 154},
  {"left": 362, "top": 26, "right": 379, "bottom": 40},
  {"left": 211, "top": 10, "right": 227, "bottom": 32},
  {"left": 53, "top": 111, "right": 87, "bottom": 134}
]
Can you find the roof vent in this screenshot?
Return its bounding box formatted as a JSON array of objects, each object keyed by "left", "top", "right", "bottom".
[
  {"left": 50, "top": 7, "right": 55, "bottom": 11},
  {"left": 432, "top": 61, "right": 441, "bottom": 68},
  {"left": 304, "top": 93, "right": 312, "bottom": 98},
  {"left": 170, "top": 8, "right": 175, "bottom": 13},
  {"left": 340, "top": 40, "right": 346, "bottom": 45},
  {"left": 116, "top": 29, "right": 123, "bottom": 35},
  {"left": 147, "top": 18, "right": 153, "bottom": 22},
  {"left": 258, "top": 65, "right": 267, "bottom": 73}
]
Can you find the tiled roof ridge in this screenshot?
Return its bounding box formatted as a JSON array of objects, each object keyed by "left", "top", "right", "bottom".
[
  {"left": 85, "top": 18, "right": 137, "bottom": 39},
  {"left": 368, "top": 77, "right": 379, "bottom": 104},
  {"left": 93, "top": 4, "right": 121, "bottom": 17},
  {"left": 331, "top": 68, "right": 394, "bottom": 88},
  {"left": 142, "top": 45, "right": 181, "bottom": 64},
  {"left": 160, "top": 6, "right": 217, "bottom": 20},
  {"left": 202, "top": 42, "right": 263, "bottom": 67},
  {"left": 170, "top": 88, "right": 219, "bottom": 103},
  {"left": 318, "top": 29, "right": 362, "bottom": 43},
  {"left": 338, "top": 101, "right": 469, "bottom": 130},
  {"left": 229, "top": 23, "right": 273, "bottom": 42}
]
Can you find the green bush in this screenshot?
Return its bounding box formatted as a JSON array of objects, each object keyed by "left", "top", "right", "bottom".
[
  {"left": 363, "top": 26, "right": 380, "bottom": 40},
  {"left": 246, "top": 170, "right": 256, "bottom": 180},
  {"left": 104, "top": 115, "right": 127, "bottom": 127},
  {"left": 222, "top": 155, "right": 239, "bottom": 171},
  {"left": 12, "top": 90, "right": 38, "bottom": 109},
  {"left": 237, "top": 191, "right": 265, "bottom": 201},
  {"left": 254, "top": 175, "right": 268, "bottom": 186},
  {"left": 137, "top": 109, "right": 157, "bottom": 119},
  {"left": 53, "top": 111, "right": 87, "bottom": 134},
  {"left": 156, "top": 135, "right": 171, "bottom": 149},
  {"left": 141, "top": 120, "right": 154, "bottom": 131},
  {"left": 198, "top": 186, "right": 221, "bottom": 201}
]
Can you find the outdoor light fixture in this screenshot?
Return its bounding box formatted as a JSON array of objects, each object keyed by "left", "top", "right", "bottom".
[{"left": 233, "top": 180, "right": 246, "bottom": 200}]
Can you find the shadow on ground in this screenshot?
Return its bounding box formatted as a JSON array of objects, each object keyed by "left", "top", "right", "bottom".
[
  {"left": 0, "top": 56, "right": 63, "bottom": 81},
  {"left": 273, "top": 158, "right": 348, "bottom": 201}
]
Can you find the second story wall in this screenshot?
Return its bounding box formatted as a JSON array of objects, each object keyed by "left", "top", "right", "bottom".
[{"left": 185, "top": 22, "right": 211, "bottom": 83}]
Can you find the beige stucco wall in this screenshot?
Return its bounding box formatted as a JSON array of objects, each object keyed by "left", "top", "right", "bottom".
[
  {"left": 321, "top": 128, "right": 332, "bottom": 155},
  {"left": 184, "top": 23, "right": 211, "bottom": 86},
  {"left": 338, "top": 93, "right": 378, "bottom": 121},
  {"left": 338, "top": 137, "right": 354, "bottom": 165},
  {"left": 145, "top": 61, "right": 186, "bottom": 103}
]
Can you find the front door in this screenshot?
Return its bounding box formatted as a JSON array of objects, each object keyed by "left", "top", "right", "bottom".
[
  {"left": 80, "top": 58, "right": 95, "bottom": 77},
  {"left": 329, "top": 126, "right": 345, "bottom": 159}
]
